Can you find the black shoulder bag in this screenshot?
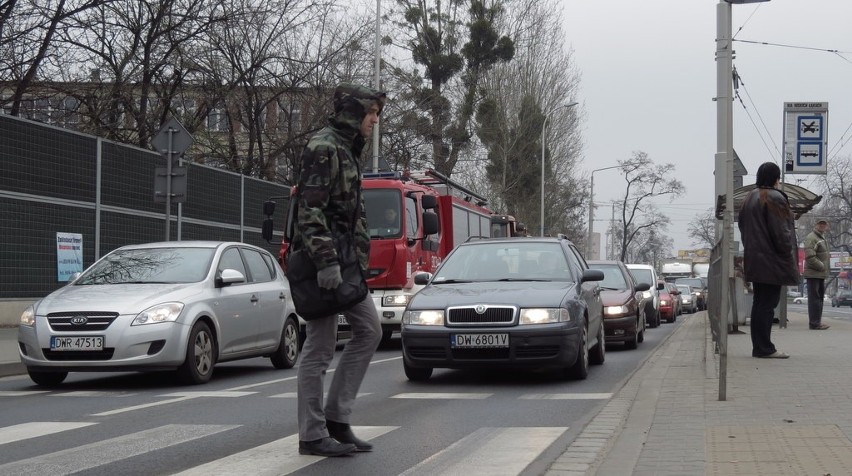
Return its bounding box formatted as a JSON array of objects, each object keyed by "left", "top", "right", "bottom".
[{"left": 285, "top": 178, "right": 369, "bottom": 320}]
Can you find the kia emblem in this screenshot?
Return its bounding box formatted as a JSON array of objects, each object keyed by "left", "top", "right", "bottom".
[
  {"left": 474, "top": 305, "right": 486, "bottom": 314},
  {"left": 70, "top": 315, "right": 88, "bottom": 326}
]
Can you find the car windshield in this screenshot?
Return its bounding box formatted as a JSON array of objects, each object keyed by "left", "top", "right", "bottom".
[
  {"left": 676, "top": 285, "right": 691, "bottom": 294},
  {"left": 628, "top": 268, "right": 653, "bottom": 287},
  {"left": 75, "top": 247, "right": 215, "bottom": 284},
  {"left": 590, "top": 264, "right": 628, "bottom": 289},
  {"left": 433, "top": 241, "right": 571, "bottom": 282},
  {"left": 676, "top": 278, "right": 703, "bottom": 289}
]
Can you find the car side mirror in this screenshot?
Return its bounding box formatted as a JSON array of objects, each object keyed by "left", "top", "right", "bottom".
[
  {"left": 656, "top": 282, "right": 665, "bottom": 290},
  {"left": 216, "top": 268, "right": 246, "bottom": 287},
  {"left": 635, "top": 282, "right": 651, "bottom": 292},
  {"left": 582, "top": 269, "right": 604, "bottom": 282},
  {"left": 414, "top": 272, "right": 432, "bottom": 285}
]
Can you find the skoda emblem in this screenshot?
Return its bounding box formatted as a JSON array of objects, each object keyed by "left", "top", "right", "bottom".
[
  {"left": 474, "top": 305, "right": 487, "bottom": 314},
  {"left": 70, "top": 315, "right": 88, "bottom": 326}
]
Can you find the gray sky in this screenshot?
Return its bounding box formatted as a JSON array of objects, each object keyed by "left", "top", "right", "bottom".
[{"left": 562, "top": 0, "right": 852, "bottom": 257}]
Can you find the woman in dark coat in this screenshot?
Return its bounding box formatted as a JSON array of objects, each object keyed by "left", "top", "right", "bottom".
[{"left": 737, "top": 162, "right": 799, "bottom": 358}]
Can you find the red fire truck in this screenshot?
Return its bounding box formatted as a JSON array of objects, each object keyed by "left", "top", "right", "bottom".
[{"left": 262, "top": 169, "right": 497, "bottom": 345}]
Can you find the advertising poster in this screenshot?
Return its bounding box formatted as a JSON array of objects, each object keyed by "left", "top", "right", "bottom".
[{"left": 56, "top": 232, "right": 83, "bottom": 281}]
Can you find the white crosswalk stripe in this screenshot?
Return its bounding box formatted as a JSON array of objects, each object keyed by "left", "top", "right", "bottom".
[
  {"left": 0, "top": 422, "right": 566, "bottom": 474},
  {"left": 0, "top": 424, "right": 238, "bottom": 474},
  {"left": 400, "top": 427, "right": 567, "bottom": 475},
  {"left": 519, "top": 392, "right": 613, "bottom": 400},
  {"left": 0, "top": 422, "right": 97, "bottom": 445},
  {"left": 173, "top": 426, "right": 398, "bottom": 476}
]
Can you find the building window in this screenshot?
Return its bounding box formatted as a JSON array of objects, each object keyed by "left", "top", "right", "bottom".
[{"left": 207, "top": 103, "right": 229, "bottom": 132}]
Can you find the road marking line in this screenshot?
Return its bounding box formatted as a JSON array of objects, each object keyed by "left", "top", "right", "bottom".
[
  {"left": 391, "top": 393, "right": 492, "bottom": 399},
  {"left": 159, "top": 391, "right": 256, "bottom": 398},
  {"left": 269, "top": 392, "right": 371, "bottom": 399},
  {"left": 519, "top": 393, "right": 613, "bottom": 400},
  {"left": 0, "top": 422, "right": 97, "bottom": 445},
  {"left": 0, "top": 424, "right": 238, "bottom": 474},
  {"left": 173, "top": 426, "right": 397, "bottom": 475},
  {"left": 51, "top": 391, "right": 133, "bottom": 397},
  {"left": 0, "top": 390, "right": 50, "bottom": 397},
  {"left": 400, "top": 427, "right": 567, "bottom": 476},
  {"left": 91, "top": 396, "right": 195, "bottom": 416},
  {"left": 223, "top": 356, "right": 401, "bottom": 392}
]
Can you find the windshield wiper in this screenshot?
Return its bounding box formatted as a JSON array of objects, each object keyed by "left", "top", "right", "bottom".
[
  {"left": 495, "top": 278, "right": 551, "bottom": 282},
  {"left": 434, "top": 279, "right": 473, "bottom": 284},
  {"left": 601, "top": 286, "right": 623, "bottom": 291}
]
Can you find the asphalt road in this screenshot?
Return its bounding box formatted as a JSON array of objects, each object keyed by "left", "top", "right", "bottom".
[{"left": 0, "top": 317, "right": 683, "bottom": 475}]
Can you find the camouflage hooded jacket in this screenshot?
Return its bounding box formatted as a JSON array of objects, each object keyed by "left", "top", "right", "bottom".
[{"left": 292, "top": 83, "right": 386, "bottom": 272}]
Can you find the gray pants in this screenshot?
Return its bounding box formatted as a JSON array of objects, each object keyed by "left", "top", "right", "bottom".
[{"left": 297, "top": 294, "right": 381, "bottom": 441}]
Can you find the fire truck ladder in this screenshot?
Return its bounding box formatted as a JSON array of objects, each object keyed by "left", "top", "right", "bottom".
[{"left": 406, "top": 169, "right": 488, "bottom": 206}]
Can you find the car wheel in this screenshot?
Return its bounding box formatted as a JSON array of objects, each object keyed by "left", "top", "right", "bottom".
[
  {"left": 177, "top": 321, "right": 216, "bottom": 385},
  {"left": 270, "top": 317, "right": 299, "bottom": 369},
  {"left": 590, "top": 320, "right": 605, "bottom": 365},
  {"left": 565, "top": 323, "right": 589, "bottom": 380},
  {"left": 28, "top": 370, "right": 67, "bottom": 387},
  {"left": 655, "top": 310, "right": 662, "bottom": 327},
  {"left": 403, "top": 361, "right": 432, "bottom": 381}
]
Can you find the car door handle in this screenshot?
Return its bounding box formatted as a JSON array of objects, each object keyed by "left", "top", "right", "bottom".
[
  {"left": 279, "top": 292, "right": 286, "bottom": 300},
  {"left": 250, "top": 295, "right": 259, "bottom": 303}
]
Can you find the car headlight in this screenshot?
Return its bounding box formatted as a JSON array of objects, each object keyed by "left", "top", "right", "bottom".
[
  {"left": 382, "top": 294, "right": 410, "bottom": 307},
  {"left": 642, "top": 291, "right": 652, "bottom": 299},
  {"left": 403, "top": 310, "right": 444, "bottom": 326},
  {"left": 519, "top": 308, "right": 570, "bottom": 324},
  {"left": 20, "top": 305, "right": 36, "bottom": 326},
  {"left": 131, "top": 302, "right": 184, "bottom": 325},
  {"left": 660, "top": 299, "right": 668, "bottom": 306},
  {"left": 604, "top": 305, "right": 629, "bottom": 316}
]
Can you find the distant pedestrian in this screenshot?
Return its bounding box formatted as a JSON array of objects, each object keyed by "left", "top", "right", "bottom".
[
  {"left": 292, "top": 83, "right": 385, "bottom": 457},
  {"left": 737, "top": 162, "right": 799, "bottom": 359},
  {"left": 803, "top": 219, "right": 830, "bottom": 330}
]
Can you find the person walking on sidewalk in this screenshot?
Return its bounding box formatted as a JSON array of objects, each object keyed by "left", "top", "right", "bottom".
[
  {"left": 293, "top": 83, "right": 385, "bottom": 457},
  {"left": 803, "top": 219, "right": 831, "bottom": 330},
  {"left": 738, "top": 162, "right": 799, "bottom": 359}
]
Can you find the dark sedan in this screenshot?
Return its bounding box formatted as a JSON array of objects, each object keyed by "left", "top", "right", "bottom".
[
  {"left": 401, "top": 236, "right": 605, "bottom": 381},
  {"left": 832, "top": 290, "right": 852, "bottom": 307},
  {"left": 588, "top": 260, "right": 651, "bottom": 349}
]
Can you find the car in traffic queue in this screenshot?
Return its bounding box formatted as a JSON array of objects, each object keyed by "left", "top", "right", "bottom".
[
  {"left": 658, "top": 281, "right": 679, "bottom": 323},
  {"left": 676, "top": 284, "right": 697, "bottom": 313},
  {"left": 793, "top": 295, "right": 832, "bottom": 305},
  {"left": 18, "top": 241, "right": 301, "bottom": 387},
  {"left": 625, "top": 264, "right": 664, "bottom": 328},
  {"left": 674, "top": 277, "right": 707, "bottom": 311},
  {"left": 400, "top": 236, "right": 605, "bottom": 381},
  {"left": 831, "top": 290, "right": 852, "bottom": 307},
  {"left": 587, "top": 260, "right": 651, "bottom": 349}
]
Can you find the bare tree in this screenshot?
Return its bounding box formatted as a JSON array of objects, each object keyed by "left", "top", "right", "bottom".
[
  {"left": 385, "top": 0, "right": 514, "bottom": 177},
  {"left": 817, "top": 156, "right": 852, "bottom": 254},
  {"left": 614, "top": 151, "right": 685, "bottom": 262},
  {"left": 687, "top": 207, "right": 717, "bottom": 250},
  {"left": 473, "top": 0, "right": 584, "bottom": 240}
]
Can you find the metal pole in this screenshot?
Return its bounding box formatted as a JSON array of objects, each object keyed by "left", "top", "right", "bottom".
[
  {"left": 540, "top": 115, "right": 548, "bottom": 236},
  {"left": 587, "top": 172, "right": 595, "bottom": 255},
  {"left": 372, "top": 0, "right": 381, "bottom": 173},
  {"left": 165, "top": 128, "right": 174, "bottom": 241},
  {"left": 715, "top": 0, "right": 733, "bottom": 401}
]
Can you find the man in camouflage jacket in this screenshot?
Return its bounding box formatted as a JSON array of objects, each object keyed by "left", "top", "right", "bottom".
[
  {"left": 294, "top": 83, "right": 385, "bottom": 457},
  {"left": 803, "top": 219, "right": 830, "bottom": 330}
]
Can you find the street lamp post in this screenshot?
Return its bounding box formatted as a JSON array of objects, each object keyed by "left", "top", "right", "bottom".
[
  {"left": 586, "top": 165, "right": 621, "bottom": 258},
  {"left": 541, "top": 101, "right": 579, "bottom": 236}
]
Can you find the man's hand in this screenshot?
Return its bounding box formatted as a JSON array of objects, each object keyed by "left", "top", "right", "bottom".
[{"left": 317, "top": 265, "right": 342, "bottom": 289}]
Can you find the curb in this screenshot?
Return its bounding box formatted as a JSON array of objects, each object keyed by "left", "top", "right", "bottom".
[{"left": 0, "top": 362, "right": 25, "bottom": 379}]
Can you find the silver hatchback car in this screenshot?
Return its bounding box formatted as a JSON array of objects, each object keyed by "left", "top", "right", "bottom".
[{"left": 18, "top": 241, "right": 301, "bottom": 386}]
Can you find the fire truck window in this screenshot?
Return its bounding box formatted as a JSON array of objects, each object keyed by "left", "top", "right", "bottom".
[
  {"left": 453, "top": 207, "right": 470, "bottom": 243},
  {"left": 364, "top": 189, "right": 402, "bottom": 238},
  {"left": 405, "top": 197, "right": 418, "bottom": 240}
]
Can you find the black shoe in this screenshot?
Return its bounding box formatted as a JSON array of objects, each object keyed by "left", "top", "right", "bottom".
[
  {"left": 298, "top": 437, "right": 356, "bottom": 456},
  {"left": 327, "top": 420, "right": 373, "bottom": 452}
]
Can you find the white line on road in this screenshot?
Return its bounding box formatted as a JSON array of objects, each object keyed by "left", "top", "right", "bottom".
[
  {"left": 519, "top": 393, "right": 613, "bottom": 400},
  {"left": 391, "top": 393, "right": 492, "bottom": 399},
  {"left": 400, "top": 427, "right": 567, "bottom": 476},
  {"left": 91, "top": 396, "right": 195, "bottom": 416},
  {"left": 173, "top": 426, "right": 398, "bottom": 475},
  {"left": 0, "top": 422, "right": 97, "bottom": 445}
]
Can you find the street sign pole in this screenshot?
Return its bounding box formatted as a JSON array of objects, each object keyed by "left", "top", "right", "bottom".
[
  {"left": 165, "top": 129, "right": 174, "bottom": 241},
  {"left": 152, "top": 118, "right": 193, "bottom": 241}
]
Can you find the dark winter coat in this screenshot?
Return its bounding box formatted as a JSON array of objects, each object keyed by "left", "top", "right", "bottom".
[
  {"left": 292, "top": 84, "right": 386, "bottom": 272},
  {"left": 737, "top": 186, "right": 800, "bottom": 286},
  {"left": 802, "top": 229, "right": 829, "bottom": 279}
]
